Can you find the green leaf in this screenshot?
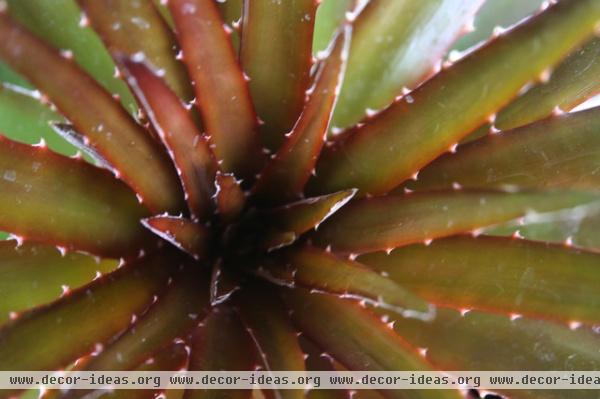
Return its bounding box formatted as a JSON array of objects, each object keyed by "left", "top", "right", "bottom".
[
  {"left": 169, "top": 0, "right": 263, "bottom": 180},
  {"left": 252, "top": 26, "right": 351, "bottom": 204},
  {"left": 331, "top": 0, "right": 483, "bottom": 131},
  {"left": 407, "top": 108, "right": 600, "bottom": 192},
  {"left": 186, "top": 306, "right": 255, "bottom": 399},
  {"left": 78, "top": 0, "right": 194, "bottom": 102},
  {"left": 217, "top": 0, "right": 242, "bottom": 54},
  {"left": 122, "top": 59, "right": 216, "bottom": 221},
  {"left": 268, "top": 246, "right": 433, "bottom": 319},
  {"left": 0, "top": 241, "right": 118, "bottom": 325},
  {"left": 385, "top": 307, "right": 600, "bottom": 399},
  {"left": 0, "top": 137, "right": 151, "bottom": 258},
  {"left": 215, "top": 172, "right": 246, "bottom": 222},
  {"left": 284, "top": 289, "right": 462, "bottom": 399},
  {"left": 0, "top": 14, "right": 185, "bottom": 214},
  {"left": 0, "top": 254, "right": 172, "bottom": 371},
  {"left": 313, "top": 189, "right": 600, "bottom": 254},
  {"left": 311, "top": 0, "right": 600, "bottom": 195},
  {"left": 74, "top": 264, "right": 209, "bottom": 372},
  {"left": 258, "top": 189, "right": 356, "bottom": 251},
  {"left": 495, "top": 37, "right": 600, "bottom": 130},
  {"left": 312, "top": 0, "right": 354, "bottom": 54},
  {"left": 6, "top": 0, "right": 137, "bottom": 112},
  {"left": 361, "top": 236, "right": 600, "bottom": 324},
  {"left": 240, "top": 0, "right": 317, "bottom": 150},
  {"left": 142, "top": 216, "right": 210, "bottom": 261},
  {"left": 237, "top": 284, "right": 305, "bottom": 399},
  {"left": 0, "top": 83, "right": 76, "bottom": 156}
]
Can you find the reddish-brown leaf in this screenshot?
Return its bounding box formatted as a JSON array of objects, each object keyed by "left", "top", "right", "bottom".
[
  {"left": 122, "top": 59, "right": 217, "bottom": 221},
  {"left": 252, "top": 25, "right": 351, "bottom": 204},
  {"left": 0, "top": 13, "right": 185, "bottom": 213},
  {"left": 142, "top": 216, "right": 210, "bottom": 261},
  {"left": 169, "top": 0, "right": 263, "bottom": 179},
  {"left": 214, "top": 172, "right": 246, "bottom": 222}
]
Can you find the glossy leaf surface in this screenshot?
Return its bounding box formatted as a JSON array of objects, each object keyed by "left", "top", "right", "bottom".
[
  {"left": 0, "top": 137, "right": 151, "bottom": 257},
  {"left": 0, "top": 254, "right": 172, "bottom": 370},
  {"left": 142, "top": 216, "right": 210, "bottom": 261},
  {"left": 284, "top": 290, "right": 462, "bottom": 399},
  {"left": 331, "top": 0, "right": 483, "bottom": 130},
  {"left": 0, "top": 241, "right": 118, "bottom": 325},
  {"left": 5, "top": 0, "right": 137, "bottom": 111},
  {"left": 185, "top": 306, "right": 254, "bottom": 399},
  {"left": 312, "top": 0, "right": 600, "bottom": 195},
  {"left": 0, "top": 14, "right": 184, "bottom": 213},
  {"left": 169, "top": 0, "right": 262, "bottom": 179},
  {"left": 123, "top": 59, "right": 216, "bottom": 221},
  {"left": 79, "top": 0, "right": 194, "bottom": 102},
  {"left": 408, "top": 108, "right": 600, "bottom": 191},
  {"left": 214, "top": 172, "right": 245, "bottom": 222},
  {"left": 361, "top": 236, "right": 600, "bottom": 324},
  {"left": 313, "top": 189, "right": 600, "bottom": 254},
  {"left": 253, "top": 26, "right": 350, "bottom": 203},
  {"left": 241, "top": 0, "right": 317, "bottom": 150}
]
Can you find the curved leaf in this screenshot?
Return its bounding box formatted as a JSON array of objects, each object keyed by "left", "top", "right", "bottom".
[
  {"left": 284, "top": 289, "right": 462, "bottom": 399},
  {"left": 0, "top": 254, "right": 173, "bottom": 371},
  {"left": 78, "top": 0, "right": 193, "bottom": 102},
  {"left": 215, "top": 172, "right": 245, "bottom": 222},
  {"left": 361, "top": 236, "right": 600, "bottom": 324},
  {"left": 386, "top": 307, "right": 600, "bottom": 399},
  {"left": 240, "top": 0, "right": 317, "bottom": 150},
  {"left": 72, "top": 264, "right": 209, "bottom": 373},
  {"left": 169, "top": 0, "right": 262, "bottom": 179},
  {"left": 311, "top": 0, "right": 600, "bottom": 195},
  {"left": 185, "top": 306, "right": 255, "bottom": 399},
  {"left": 0, "top": 13, "right": 185, "bottom": 213},
  {"left": 0, "top": 137, "right": 151, "bottom": 257},
  {"left": 313, "top": 189, "right": 600, "bottom": 254},
  {"left": 331, "top": 0, "right": 483, "bottom": 131},
  {"left": 237, "top": 284, "right": 305, "bottom": 399},
  {"left": 142, "top": 216, "right": 210, "bottom": 261},
  {"left": 5, "top": 0, "right": 137, "bottom": 112},
  {"left": 253, "top": 25, "right": 351, "bottom": 203},
  {"left": 269, "top": 246, "right": 433, "bottom": 319},
  {"left": 122, "top": 59, "right": 216, "bottom": 221},
  {"left": 0, "top": 241, "right": 118, "bottom": 325},
  {"left": 408, "top": 108, "right": 600, "bottom": 191},
  {"left": 313, "top": 0, "right": 354, "bottom": 54}
]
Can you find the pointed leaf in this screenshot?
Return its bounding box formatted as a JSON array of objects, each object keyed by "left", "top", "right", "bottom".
[
  {"left": 237, "top": 285, "right": 305, "bottom": 399},
  {"left": 240, "top": 0, "right": 317, "bottom": 150},
  {"left": 311, "top": 0, "right": 600, "bottom": 195},
  {"left": 284, "top": 289, "right": 462, "bottom": 399},
  {"left": 78, "top": 0, "right": 194, "bottom": 102},
  {"left": 0, "top": 254, "right": 173, "bottom": 371},
  {"left": 260, "top": 189, "right": 356, "bottom": 251},
  {"left": 0, "top": 137, "right": 151, "bottom": 257},
  {"left": 0, "top": 13, "right": 184, "bottom": 213},
  {"left": 210, "top": 260, "right": 241, "bottom": 306},
  {"left": 0, "top": 241, "right": 118, "bottom": 325},
  {"left": 5, "top": 0, "right": 137, "bottom": 112},
  {"left": 0, "top": 83, "right": 76, "bottom": 156},
  {"left": 169, "top": 0, "right": 262, "bottom": 179},
  {"left": 494, "top": 37, "right": 600, "bottom": 130},
  {"left": 331, "top": 0, "right": 483, "bottom": 131},
  {"left": 269, "top": 246, "right": 433, "bottom": 319},
  {"left": 386, "top": 307, "right": 600, "bottom": 399},
  {"left": 313, "top": 189, "right": 600, "bottom": 254},
  {"left": 215, "top": 172, "right": 246, "bottom": 222},
  {"left": 185, "top": 306, "right": 255, "bottom": 399},
  {"left": 408, "top": 108, "right": 600, "bottom": 191},
  {"left": 253, "top": 26, "right": 351, "bottom": 203},
  {"left": 50, "top": 123, "right": 113, "bottom": 170},
  {"left": 122, "top": 59, "right": 217, "bottom": 221},
  {"left": 361, "top": 236, "right": 600, "bottom": 324},
  {"left": 142, "top": 216, "right": 210, "bottom": 261},
  {"left": 313, "top": 0, "right": 354, "bottom": 54},
  {"left": 75, "top": 264, "right": 209, "bottom": 372}
]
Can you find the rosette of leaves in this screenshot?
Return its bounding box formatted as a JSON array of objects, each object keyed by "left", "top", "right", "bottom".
[{"left": 0, "top": 0, "right": 599, "bottom": 399}]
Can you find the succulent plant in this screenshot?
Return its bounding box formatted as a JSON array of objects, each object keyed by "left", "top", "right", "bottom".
[{"left": 0, "top": 0, "right": 599, "bottom": 398}]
